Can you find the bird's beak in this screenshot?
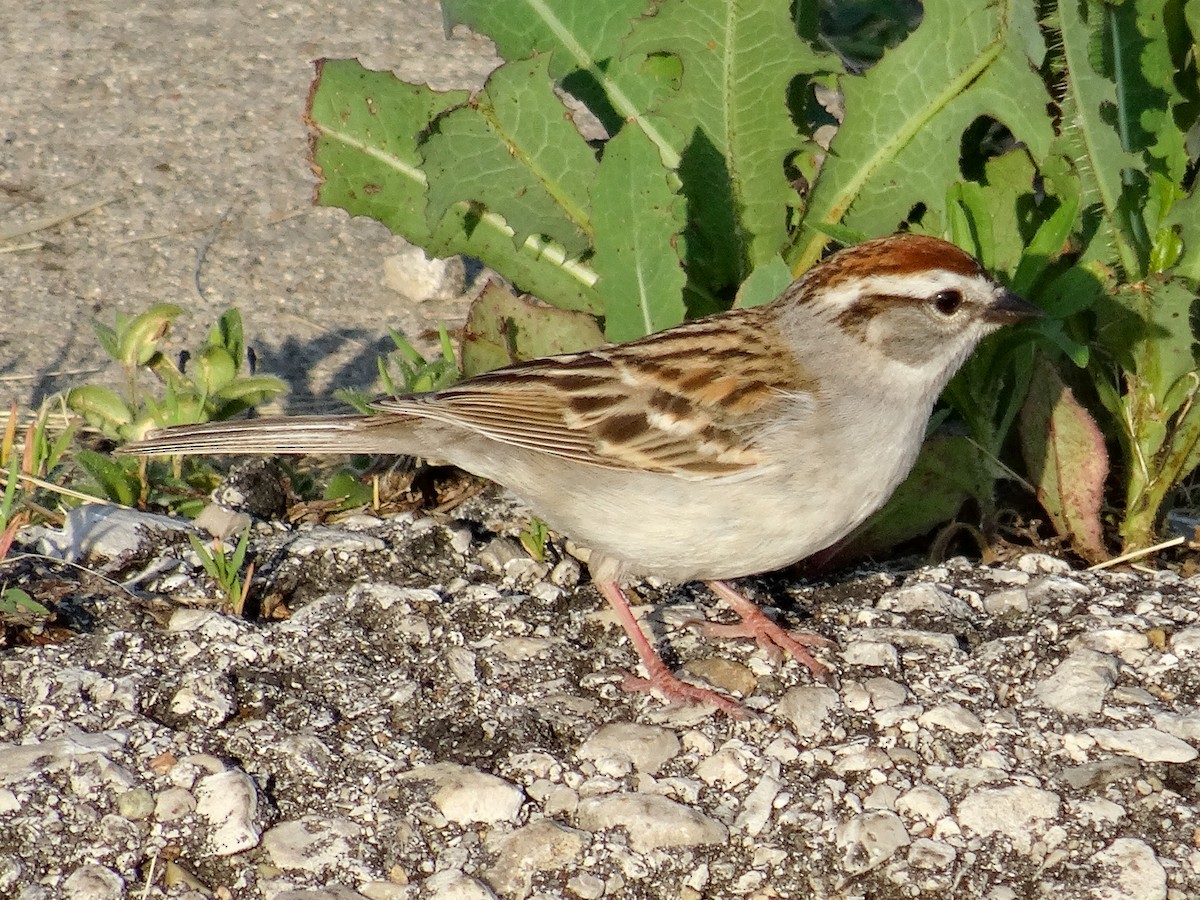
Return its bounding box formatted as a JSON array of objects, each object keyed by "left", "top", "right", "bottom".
[{"left": 983, "top": 289, "right": 1042, "bottom": 325}]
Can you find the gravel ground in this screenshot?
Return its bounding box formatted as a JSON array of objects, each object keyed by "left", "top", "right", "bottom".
[
  {"left": 5, "top": 3, "right": 1200, "bottom": 899},
  {"left": 3, "top": 486, "right": 1200, "bottom": 899}
]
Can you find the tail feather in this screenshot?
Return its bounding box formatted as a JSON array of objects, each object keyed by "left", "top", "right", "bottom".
[{"left": 119, "top": 414, "right": 420, "bottom": 457}]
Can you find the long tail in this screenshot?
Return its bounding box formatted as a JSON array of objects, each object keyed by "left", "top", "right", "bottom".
[{"left": 118, "top": 414, "right": 421, "bottom": 457}]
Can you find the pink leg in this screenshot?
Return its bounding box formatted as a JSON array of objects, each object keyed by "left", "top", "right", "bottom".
[
  {"left": 594, "top": 580, "right": 746, "bottom": 718},
  {"left": 702, "top": 580, "right": 832, "bottom": 680}
]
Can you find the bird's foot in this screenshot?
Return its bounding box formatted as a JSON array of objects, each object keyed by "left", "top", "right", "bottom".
[
  {"left": 595, "top": 579, "right": 748, "bottom": 717},
  {"left": 620, "top": 666, "right": 748, "bottom": 719},
  {"left": 702, "top": 580, "right": 833, "bottom": 681}
]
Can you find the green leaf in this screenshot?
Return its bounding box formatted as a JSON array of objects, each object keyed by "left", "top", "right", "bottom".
[
  {"left": 66, "top": 385, "right": 134, "bottom": 431},
  {"left": 307, "top": 58, "right": 603, "bottom": 314},
  {"left": 1055, "top": 0, "right": 1148, "bottom": 276},
  {"left": 74, "top": 451, "right": 138, "bottom": 507},
  {"left": 590, "top": 125, "right": 687, "bottom": 340},
  {"left": 622, "top": 0, "right": 834, "bottom": 283},
  {"left": 118, "top": 304, "right": 184, "bottom": 368},
  {"left": 1019, "top": 354, "right": 1110, "bottom": 563},
  {"left": 734, "top": 256, "right": 792, "bottom": 309},
  {"left": 792, "top": 0, "right": 1053, "bottom": 271},
  {"left": 460, "top": 281, "right": 605, "bottom": 377},
  {"left": 422, "top": 54, "right": 599, "bottom": 259},
  {"left": 441, "top": 0, "right": 664, "bottom": 136}
]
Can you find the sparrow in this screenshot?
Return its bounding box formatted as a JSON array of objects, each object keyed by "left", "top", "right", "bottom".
[{"left": 122, "top": 233, "right": 1040, "bottom": 715}]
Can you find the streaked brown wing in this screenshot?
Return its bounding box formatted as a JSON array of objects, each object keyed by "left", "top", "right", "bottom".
[{"left": 370, "top": 309, "right": 815, "bottom": 480}]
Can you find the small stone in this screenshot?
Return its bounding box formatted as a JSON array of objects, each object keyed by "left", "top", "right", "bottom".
[
  {"left": 195, "top": 770, "right": 262, "bottom": 856},
  {"left": 578, "top": 723, "right": 680, "bottom": 775},
  {"left": 1016, "top": 553, "right": 1072, "bottom": 574},
  {"left": 1171, "top": 627, "right": 1200, "bottom": 655},
  {"left": 982, "top": 588, "right": 1030, "bottom": 616},
  {"left": 169, "top": 673, "right": 236, "bottom": 727},
  {"left": 115, "top": 788, "right": 154, "bottom": 821},
  {"left": 420, "top": 871, "right": 498, "bottom": 900},
  {"left": 62, "top": 864, "right": 125, "bottom": 900},
  {"left": 681, "top": 656, "right": 757, "bottom": 697},
  {"left": 382, "top": 245, "right": 466, "bottom": 302},
  {"left": 918, "top": 702, "right": 984, "bottom": 735},
  {"left": 566, "top": 872, "right": 605, "bottom": 899},
  {"left": 576, "top": 793, "right": 727, "bottom": 853},
  {"left": 776, "top": 685, "right": 840, "bottom": 737},
  {"left": 733, "top": 774, "right": 782, "bottom": 836},
  {"left": 835, "top": 810, "right": 910, "bottom": 874},
  {"left": 907, "top": 837, "right": 956, "bottom": 869},
  {"left": 877, "top": 584, "right": 972, "bottom": 617},
  {"left": 397, "top": 763, "right": 524, "bottom": 825},
  {"left": 263, "top": 816, "right": 365, "bottom": 875},
  {"left": 1076, "top": 628, "right": 1150, "bottom": 658},
  {"left": 483, "top": 820, "right": 588, "bottom": 898},
  {"left": 1086, "top": 727, "right": 1198, "bottom": 763},
  {"left": 1034, "top": 649, "right": 1119, "bottom": 716},
  {"left": 956, "top": 786, "right": 1060, "bottom": 854},
  {"left": 154, "top": 787, "right": 196, "bottom": 822},
  {"left": 1087, "top": 838, "right": 1166, "bottom": 900},
  {"left": 864, "top": 677, "right": 908, "bottom": 709},
  {"left": 842, "top": 640, "right": 899, "bottom": 668},
  {"left": 694, "top": 747, "right": 750, "bottom": 788}
]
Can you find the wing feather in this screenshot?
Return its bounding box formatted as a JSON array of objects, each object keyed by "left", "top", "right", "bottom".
[{"left": 371, "top": 309, "right": 817, "bottom": 479}]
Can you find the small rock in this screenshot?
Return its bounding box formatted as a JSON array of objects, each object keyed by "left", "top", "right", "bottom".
[
  {"left": 397, "top": 763, "right": 524, "bottom": 825},
  {"left": 169, "top": 673, "right": 237, "bottom": 727},
  {"left": 1034, "top": 649, "right": 1119, "bottom": 716},
  {"left": 576, "top": 793, "right": 727, "bottom": 853},
  {"left": 776, "top": 685, "right": 840, "bottom": 736},
  {"left": 578, "top": 723, "right": 680, "bottom": 775},
  {"left": 483, "top": 820, "right": 588, "bottom": 898},
  {"left": 154, "top": 787, "right": 196, "bottom": 821},
  {"left": 907, "top": 837, "right": 956, "bottom": 869},
  {"left": 1086, "top": 727, "right": 1197, "bottom": 763},
  {"left": 733, "top": 774, "right": 782, "bottom": 836},
  {"left": 195, "top": 770, "right": 262, "bottom": 856},
  {"left": 982, "top": 588, "right": 1030, "bottom": 616},
  {"left": 835, "top": 810, "right": 910, "bottom": 874},
  {"left": 918, "top": 703, "right": 984, "bottom": 735},
  {"left": 115, "top": 788, "right": 154, "bottom": 821},
  {"left": 420, "top": 871, "right": 498, "bottom": 900},
  {"left": 262, "top": 816, "right": 365, "bottom": 875},
  {"left": 1016, "top": 553, "right": 1072, "bottom": 574},
  {"left": 1087, "top": 838, "right": 1166, "bottom": 900},
  {"left": 62, "top": 864, "right": 125, "bottom": 900},
  {"left": 864, "top": 677, "right": 908, "bottom": 709},
  {"left": 842, "top": 640, "right": 899, "bottom": 668},
  {"left": 877, "top": 584, "right": 972, "bottom": 617},
  {"left": 382, "top": 245, "right": 466, "bottom": 302},
  {"left": 681, "top": 657, "right": 757, "bottom": 697},
  {"left": 956, "top": 785, "right": 1060, "bottom": 854}
]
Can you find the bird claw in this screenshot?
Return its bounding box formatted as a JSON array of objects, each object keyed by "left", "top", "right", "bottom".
[{"left": 620, "top": 670, "right": 749, "bottom": 719}]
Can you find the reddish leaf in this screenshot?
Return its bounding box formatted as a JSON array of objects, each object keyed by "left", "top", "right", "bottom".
[{"left": 1020, "top": 355, "right": 1109, "bottom": 563}]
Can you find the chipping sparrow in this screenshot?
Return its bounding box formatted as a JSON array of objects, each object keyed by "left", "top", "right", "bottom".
[{"left": 123, "top": 234, "right": 1040, "bottom": 715}]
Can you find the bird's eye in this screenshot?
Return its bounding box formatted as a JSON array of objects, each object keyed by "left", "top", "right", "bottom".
[{"left": 932, "top": 289, "right": 963, "bottom": 316}]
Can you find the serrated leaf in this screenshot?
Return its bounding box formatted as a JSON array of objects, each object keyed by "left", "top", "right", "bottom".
[
  {"left": 792, "top": 0, "right": 1053, "bottom": 271},
  {"left": 590, "top": 125, "right": 687, "bottom": 340},
  {"left": 461, "top": 281, "right": 606, "bottom": 377},
  {"left": 1019, "top": 354, "right": 1109, "bottom": 562},
  {"left": 1056, "top": 0, "right": 1148, "bottom": 276},
  {"left": 307, "top": 58, "right": 603, "bottom": 314},
  {"left": 622, "top": 0, "right": 834, "bottom": 282},
  {"left": 734, "top": 255, "right": 792, "bottom": 309},
  {"left": 442, "top": 0, "right": 677, "bottom": 143},
  {"left": 423, "top": 55, "right": 598, "bottom": 259}
]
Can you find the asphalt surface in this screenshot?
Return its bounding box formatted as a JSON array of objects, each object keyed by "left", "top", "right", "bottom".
[{"left": 1, "top": 0, "right": 498, "bottom": 411}]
